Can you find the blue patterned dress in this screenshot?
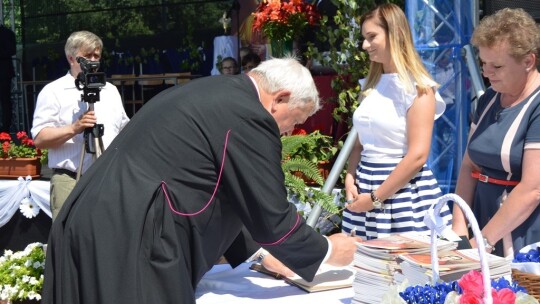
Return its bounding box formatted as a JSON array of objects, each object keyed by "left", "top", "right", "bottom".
[{"left": 467, "top": 86, "right": 540, "bottom": 256}]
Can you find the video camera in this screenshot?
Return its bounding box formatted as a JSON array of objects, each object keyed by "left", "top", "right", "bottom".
[
  {"left": 75, "top": 57, "right": 106, "bottom": 90},
  {"left": 74, "top": 57, "right": 106, "bottom": 104}
]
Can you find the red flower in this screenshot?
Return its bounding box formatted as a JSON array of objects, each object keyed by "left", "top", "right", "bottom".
[
  {"left": 22, "top": 138, "right": 34, "bottom": 147},
  {"left": 492, "top": 288, "right": 516, "bottom": 304},
  {"left": 2, "top": 141, "right": 10, "bottom": 154},
  {"left": 0, "top": 130, "right": 43, "bottom": 159},
  {"left": 16, "top": 131, "right": 28, "bottom": 140},
  {"left": 458, "top": 270, "right": 484, "bottom": 298},
  {"left": 459, "top": 293, "right": 483, "bottom": 304},
  {"left": 252, "top": 0, "right": 320, "bottom": 41},
  {"left": 292, "top": 128, "right": 307, "bottom": 135},
  {"left": 0, "top": 132, "right": 11, "bottom": 141}
]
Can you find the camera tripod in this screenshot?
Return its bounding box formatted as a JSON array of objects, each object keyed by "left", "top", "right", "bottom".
[
  {"left": 76, "top": 102, "right": 105, "bottom": 181},
  {"left": 74, "top": 62, "right": 105, "bottom": 181},
  {"left": 74, "top": 57, "right": 107, "bottom": 180}
]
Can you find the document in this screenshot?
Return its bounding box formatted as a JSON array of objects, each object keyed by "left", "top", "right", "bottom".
[{"left": 249, "top": 263, "right": 355, "bottom": 293}]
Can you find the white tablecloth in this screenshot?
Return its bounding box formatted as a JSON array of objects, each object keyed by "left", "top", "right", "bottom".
[
  {"left": 195, "top": 263, "right": 353, "bottom": 304},
  {"left": 0, "top": 180, "right": 341, "bottom": 231},
  {"left": 0, "top": 176, "right": 51, "bottom": 227}
]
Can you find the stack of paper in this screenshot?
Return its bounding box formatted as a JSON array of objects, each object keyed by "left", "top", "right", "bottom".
[
  {"left": 397, "top": 248, "right": 511, "bottom": 286},
  {"left": 351, "top": 233, "right": 456, "bottom": 304}
]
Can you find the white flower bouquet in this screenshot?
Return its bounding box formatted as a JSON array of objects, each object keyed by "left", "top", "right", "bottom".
[{"left": 0, "top": 242, "right": 45, "bottom": 301}]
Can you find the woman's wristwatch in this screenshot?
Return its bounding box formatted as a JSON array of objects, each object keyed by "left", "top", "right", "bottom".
[
  {"left": 482, "top": 237, "right": 495, "bottom": 252},
  {"left": 370, "top": 191, "right": 384, "bottom": 209}
]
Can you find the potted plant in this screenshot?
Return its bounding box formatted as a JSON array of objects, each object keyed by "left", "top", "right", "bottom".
[
  {"left": 287, "top": 129, "right": 340, "bottom": 181},
  {"left": 252, "top": 0, "right": 320, "bottom": 57},
  {"left": 0, "top": 242, "right": 46, "bottom": 303},
  {"left": 281, "top": 129, "right": 342, "bottom": 222},
  {"left": 0, "top": 131, "right": 46, "bottom": 178}
]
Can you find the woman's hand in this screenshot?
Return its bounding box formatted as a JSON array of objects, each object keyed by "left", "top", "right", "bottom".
[
  {"left": 344, "top": 172, "right": 359, "bottom": 205},
  {"left": 345, "top": 192, "right": 374, "bottom": 213}
]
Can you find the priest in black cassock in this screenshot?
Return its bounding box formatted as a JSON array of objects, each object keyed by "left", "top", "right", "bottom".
[{"left": 42, "top": 57, "right": 357, "bottom": 304}]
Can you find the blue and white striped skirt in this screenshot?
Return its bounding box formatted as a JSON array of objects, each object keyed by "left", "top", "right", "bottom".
[{"left": 342, "top": 158, "right": 452, "bottom": 240}]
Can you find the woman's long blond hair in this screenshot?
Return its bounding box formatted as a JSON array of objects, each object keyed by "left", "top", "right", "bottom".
[{"left": 360, "top": 3, "right": 437, "bottom": 98}]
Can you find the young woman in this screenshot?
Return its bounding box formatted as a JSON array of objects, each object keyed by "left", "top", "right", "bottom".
[{"left": 342, "top": 3, "right": 452, "bottom": 239}]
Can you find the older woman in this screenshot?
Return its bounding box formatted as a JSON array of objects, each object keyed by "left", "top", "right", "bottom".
[{"left": 452, "top": 8, "right": 540, "bottom": 257}]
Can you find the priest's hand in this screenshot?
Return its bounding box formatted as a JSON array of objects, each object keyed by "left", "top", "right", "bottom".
[
  {"left": 325, "top": 233, "right": 357, "bottom": 266},
  {"left": 261, "top": 253, "right": 295, "bottom": 278}
]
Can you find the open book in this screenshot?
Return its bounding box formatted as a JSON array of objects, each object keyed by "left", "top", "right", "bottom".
[{"left": 249, "top": 263, "right": 355, "bottom": 293}]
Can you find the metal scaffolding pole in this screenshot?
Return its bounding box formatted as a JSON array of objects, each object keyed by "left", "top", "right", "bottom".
[
  {"left": 406, "top": 0, "right": 476, "bottom": 194},
  {"left": 306, "top": 129, "right": 357, "bottom": 228}
]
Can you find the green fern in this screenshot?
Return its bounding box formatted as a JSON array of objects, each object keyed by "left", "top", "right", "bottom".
[
  {"left": 281, "top": 135, "right": 309, "bottom": 159},
  {"left": 281, "top": 137, "right": 340, "bottom": 216},
  {"left": 284, "top": 171, "right": 339, "bottom": 214},
  {"left": 282, "top": 157, "right": 324, "bottom": 185}
]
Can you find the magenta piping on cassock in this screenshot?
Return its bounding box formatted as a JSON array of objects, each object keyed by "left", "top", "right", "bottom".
[
  {"left": 161, "top": 128, "right": 301, "bottom": 246},
  {"left": 257, "top": 213, "right": 301, "bottom": 246},
  {"left": 162, "top": 130, "right": 231, "bottom": 216}
]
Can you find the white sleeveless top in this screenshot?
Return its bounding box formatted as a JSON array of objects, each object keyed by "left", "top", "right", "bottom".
[{"left": 352, "top": 73, "right": 445, "bottom": 160}]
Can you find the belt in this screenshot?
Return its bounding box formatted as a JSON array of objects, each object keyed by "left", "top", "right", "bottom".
[
  {"left": 52, "top": 168, "right": 77, "bottom": 179},
  {"left": 471, "top": 171, "right": 519, "bottom": 186}
]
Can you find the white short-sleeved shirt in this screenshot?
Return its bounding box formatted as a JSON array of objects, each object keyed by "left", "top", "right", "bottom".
[
  {"left": 352, "top": 73, "right": 445, "bottom": 159},
  {"left": 31, "top": 72, "right": 130, "bottom": 173}
]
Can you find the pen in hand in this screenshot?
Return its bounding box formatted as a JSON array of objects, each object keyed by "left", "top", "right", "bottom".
[{"left": 350, "top": 226, "right": 356, "bottom": 237}]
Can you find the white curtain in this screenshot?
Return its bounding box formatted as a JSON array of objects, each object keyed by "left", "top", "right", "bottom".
[{"left": 0, "top": 177, "right": 51, "bottom": 227}]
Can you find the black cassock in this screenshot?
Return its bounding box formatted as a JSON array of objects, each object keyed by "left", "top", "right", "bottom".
[{"left": 42, "top": 75, "right": 328, "bottom": 304}]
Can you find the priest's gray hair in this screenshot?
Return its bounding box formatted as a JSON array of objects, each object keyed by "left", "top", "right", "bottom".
[
  {"left": 249, "top": 56, "right": 320, "bottom": 115},
  {"left": 65, "top": 31, "right": 103, "bottom": 59}
]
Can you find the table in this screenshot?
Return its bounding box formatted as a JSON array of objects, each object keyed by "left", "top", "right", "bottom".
[
  {"left": 0, "top": 176, "right": 51, "bottom": 251},
  {"left": 195, "top": 263, "right": 353, "bottom": 304}
]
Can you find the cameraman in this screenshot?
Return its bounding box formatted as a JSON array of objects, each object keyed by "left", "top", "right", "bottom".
[{"left": 31, "top": 31, "right": 129, "bottom": 221}]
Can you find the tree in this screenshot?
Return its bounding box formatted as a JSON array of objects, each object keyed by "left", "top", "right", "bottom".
[{"left": 16, "top": 0, "right": 230, "bottom": 77}]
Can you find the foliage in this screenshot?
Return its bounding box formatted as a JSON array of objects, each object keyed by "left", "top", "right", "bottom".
[
  {"left": 305, "top": 0, "right": 403, "bottom": 122},
  {"left": 0, "top": 242, "right": 46, "bottom": 301},
  {"left": 252, "top": 0, "right": 320, "bottom": 42},
  {"left": 21, "top": 0, "right": 229, "bottom": 44},
  {"left": 0, "top": 131, "right": 42, "bottom": 159},
  {"left": 2, "top": 0, "right": 22, "bottom": 44},
  {"left": 19, "top": 0, "right": 229, "bottom": 76},
  {"left": 287, "top": 129, "right": 340, "bottom": 163},
  {"left": 305, "top": 0, "right": 372, "bottom": 121},
  {"left": 39, "top": 149, "right": 49, "bottom": 166},
  {"left": 281, "top": 132, "right": 340, "bottom": 216}
]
